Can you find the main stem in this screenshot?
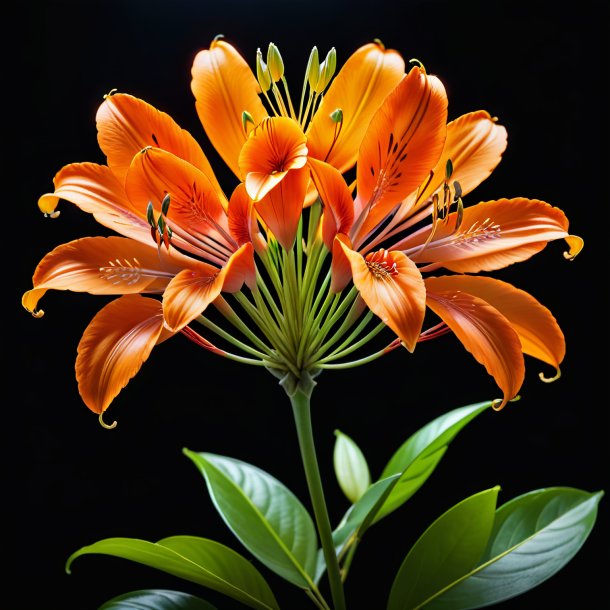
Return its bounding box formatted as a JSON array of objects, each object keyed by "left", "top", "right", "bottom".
[{"left": 290, "top": 384, "right": 346, "bottom": 610}]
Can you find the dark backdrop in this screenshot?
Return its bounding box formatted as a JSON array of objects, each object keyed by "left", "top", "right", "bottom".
[{"left": 15, "top": 1, "right": 608, "bottom": 609}]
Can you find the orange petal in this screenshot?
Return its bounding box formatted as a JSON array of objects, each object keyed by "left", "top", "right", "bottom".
[
  {"left": 414, "top": 110, "right": 508, "bottom": 207},
  {"left": 340, "top": 243, "right": 426, "bottom": 351},
  {"left": 354, "top": 67, "right": 448, "bottom": 243},
  {"left": 76, "top": 295, "right": 173, "bottom": 414},
  {"left": 37, "top": 163, "right": 152, "bottom": 244},
  {"left": 191, "top": 38, "right": 268, "bottom": 179},
  {"left": 22, "top": 236, "right": 186, "bottom": 315},
  {"left": 308, "top": 157, "right": 354, "bottom": 251},
  {"left": 425, "top": 276, "right": 525, "bottom": 409},
  {"left": 254, "top": 166, "right": 309, "bottom": 251},
  {"left": 307, "top": 42, "right": 405, "bottom": 173},
  {"left": 96, "top": 93, "right": 223, "bottom": 196},
  {"left": 126, "top": 148, "right": 233, "bottom": 259},
  {"left": 228, "top": 183, "right": 265, "bottom": 252},
  {"left": 331, "top": 233, "right": 354, "bottom": 293},
  {"left": 239, "top": 117, "right": 308, "bottom": 201},
  {"left": 402, "top": 198, "right": 574, "bottom": 272},
  {"left": 436, "top": 275, "right": 565, "bottom": 375},
  {"left": 162, "top": 243, "right": 254, "bottom": 332}
]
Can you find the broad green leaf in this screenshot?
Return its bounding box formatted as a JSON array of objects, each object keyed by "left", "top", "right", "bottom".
[
  {"left": 377, "top": 401, "right": 491, "bottom": 522},
  {"left": 387, "top": 486, "right": 500, "bottom": 610},
  {"left": 420, "top": 487, "right": 604, "bottom": 609},
  {"left": 99, "top": 589, "right": 218, "bottom": 610},
  {"left": 184, "top": 450, "right": 318, "bottom": 588},
  {"left": 333, "top": 430, "right": 371, "bottom": 503},
  {"left": 66, "top": 537, "right": 278, "bottom": 610}
]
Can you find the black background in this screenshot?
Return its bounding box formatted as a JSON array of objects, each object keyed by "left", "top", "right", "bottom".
[{"left": 15, "top": 1, "right": 608, "bottom": 609}]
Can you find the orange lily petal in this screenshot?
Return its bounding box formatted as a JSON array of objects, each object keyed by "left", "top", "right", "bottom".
[
  {"left": 126, "top": 148, "right": 233, "bottom": 259},
  {"left": 239, "top": 117, "right": 308, "bottom": 201},
  {"left": 191, "top": 38, "right": 268, "bottom": 179},
  {"left": 22, "top": 236, "right": 186, "bottom": 315},
  {"left": 228, "top": 183, "right": 266, "bottom": 253},
  {"left": 308, "top": 157, "right": 354, "bottom": 251},
  {"left": 436, "top": 275, "right": 565, "bottom": 376},
  {"left": 76, "top": 295, "right": 173, "bottom": 414},
  {"left": 354, "top": 66, "right": 448, "bottom": 243},
  {"left": 340, "top": 243, "right": 425, "bottom": 351},
  {"left": 425, "top": 276, "right": 525, "bottom": 409},
  {"left": 415, "top": 110, "right": 508, "bottom": 207},
  {"left": 307, "top": 42, "right": 405, "bottom": 173},
  {"left": 163, "top": 243, "right": 255, "bottom": 332},
  {"left": 331, "top": 233, "right": 354, "bottom": 293},
  {"left": 254, "top": 166, "right": 310, "bottom": 251},
  {"left": 37, "top": 163, "right": 153, "bottom": 244},
  {"left": 402, "top": 198, "right": 575, "bottom": 272},
  {"left": 96, "top": 93, "right": 223, "bottom": 196}
]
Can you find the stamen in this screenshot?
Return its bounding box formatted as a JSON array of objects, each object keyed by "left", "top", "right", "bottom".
[
  {"left": 365, "top": 249, "right": 399, "bottom": 279},
  {"left": 98, "top": 411, "right": 117, "bottom": 429},
  {"left": 103, "top": 88, "right": 118, "bottom": 100}
]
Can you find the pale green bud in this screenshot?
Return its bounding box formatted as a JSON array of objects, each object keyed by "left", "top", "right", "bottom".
[
  {"left": 256, "top": 48, "right": 271, "bottom": 92},
  {"left": 267, "top": 42, "right": 284, "bottom": 82}
]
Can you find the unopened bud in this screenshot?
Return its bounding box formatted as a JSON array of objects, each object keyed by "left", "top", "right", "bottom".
[
  {"left": 315, "top": 47, "right": 336, "bottom": 93},
  {"left": 329, "top": 108, "right": 343, "bottom": 123},
  {"left": 256, "top": 48, "right": 271, "bottom": 92},
  {"left": 242, "top": 110, "right": 255, "bottom": 133},
  {"left": 267, "top": 42, "right": 284, "bottom": 82},
  {"left": 306, "top": 46, "right": 320, "bottom": 90}
]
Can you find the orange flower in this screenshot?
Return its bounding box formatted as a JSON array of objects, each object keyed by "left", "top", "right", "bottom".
[
  {"left": 310, "top": 67, "right": 581, "bottom": 409},
  {"left": 24, "top": 93, "right": 255, "bottom": 417},
  {"left": 25, "top": 37, "right": 581, "bottom": 420}
]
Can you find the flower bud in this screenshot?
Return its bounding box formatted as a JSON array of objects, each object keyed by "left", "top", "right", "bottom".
[
  {"left": 267, "top": 42, "right": 284, "bottom": 82},
  {"left": 256, "top": 48, "right": 271, "bottom": 92},
  {"left": 242, "top": 110, "right": 255, "bottom": 134},
  {"left": 306, "top": 46, "right": 320, "bottom": 90},
  {"left": 315, "top": 47, "right": 336, "bottom": 93},
  {"left": 329, "top": 108, "right": 343, "bottom": 123}
]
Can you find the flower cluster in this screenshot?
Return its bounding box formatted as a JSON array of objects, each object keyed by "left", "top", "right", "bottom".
[{"left": 23, "top": 37, "right": 581, "bottom": 424}]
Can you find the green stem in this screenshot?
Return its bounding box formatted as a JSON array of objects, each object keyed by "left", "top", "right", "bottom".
[{"left": 290, "top": 382, "right": 346, "bottom": 610}]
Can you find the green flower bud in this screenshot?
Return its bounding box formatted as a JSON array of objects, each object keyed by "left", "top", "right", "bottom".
[
  {"left": 256, "top": 48, "right": 271, "bottom": 92},
  {"left": 267, "top": 42, "right": 284, "bottom": 82},
  {"left": 306, "top": 46, "right": 320, "bottom": 90}
]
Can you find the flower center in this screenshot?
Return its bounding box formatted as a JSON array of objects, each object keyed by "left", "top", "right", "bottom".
[{"left": 365, "top": 249, "right": 399, "bottom": 279}]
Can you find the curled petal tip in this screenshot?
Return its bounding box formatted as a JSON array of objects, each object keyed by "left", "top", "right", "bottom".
[
  {"left": 212, "top": 33, "right": 225, "bottom": 44},
  {"left": 491, "top": 394, "right": 520, "bottom": 411},
  {"left": 29, "top": 308, "right": 45, "bottom": 319},
  {"left": 563, "top": 235, "right": 583, "bottom": 261},
  {"left": 373, "top": 38, "right": 385, "bottom": 50},
  {"left": 103, "top": 88, "right": 118, "bottom": 100},
  {"left": 98, "top": 411, "right": 117, "bottom": 430},
  {"left": 539, "top": 367, "right": 561, "bottom": 383}
]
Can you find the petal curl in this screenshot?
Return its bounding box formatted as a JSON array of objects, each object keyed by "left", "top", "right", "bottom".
[
  {"left": 191, "top": 38, "right": 268, "bottom": 179},
  {"left": 425, "top": 276, "right": 525, "bottom": 409},
  {"left": 354, "top": 67, "right": 448, "bottom": 243},
  {"left": 340, "top": 243, "right": 426, "bottom": 351},
  {"left": 22, "top": 236, "right": 185, "bottom": 315},
  {"left": 228, "top": 183, "right": 266, "bottom": 252},
  {"left": 76, "top": 295, "right": 173, "bottom": 414},
  {"left": 37, "top": 163, "right": 152, "bottom": 244},
  {"left": 239, "top": 117, "right": 308, "bottom": 201},
  {"left": 402, "top": 198, "right": 575, "bottom": 272},
  {"left": 96, "top": 93, "right": 222, "bottom": 195},
  {"left": 434, "top": 275, "right": 565, "bottom": 375},
  {"left": 307, "top": 42, "right": 405, "bottom": 173}
]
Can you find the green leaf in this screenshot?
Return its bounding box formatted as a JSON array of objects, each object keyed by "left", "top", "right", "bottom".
[
  {"left": 377, "top": 401, "right": 491, "bottom": 522},
  {"left": 184, "top": 450, "right": 318, "bottom": 588},
  {"left": 333, "top": 429, "right": 371, "bottom": 503},
  {"left": 99, "top": 589, "right": 218, "bottom": 610},
  {"left": 66, "top": 536, "right": 279, "bottom": 610},
  {"left": 420, "top": 487, "right": 604, "bottom": 609},
  {"left": 387, "top": 486, "right": 500, "bottom": 610}
]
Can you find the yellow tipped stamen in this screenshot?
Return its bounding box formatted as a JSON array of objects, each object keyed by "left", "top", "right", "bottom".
[
  {"left": 99, "top": 411, "right": 117, "bottom": 429},
  {"left": 103, "top": 88, "right": 118, "bottom": 100},
  {"left": 539, "top": 367, "right": 561, "bottom": 383}
]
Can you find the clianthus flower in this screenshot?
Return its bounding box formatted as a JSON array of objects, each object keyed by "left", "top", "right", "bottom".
[{"left": 24, "top": 37, "right": 582, "bottom": 424}]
